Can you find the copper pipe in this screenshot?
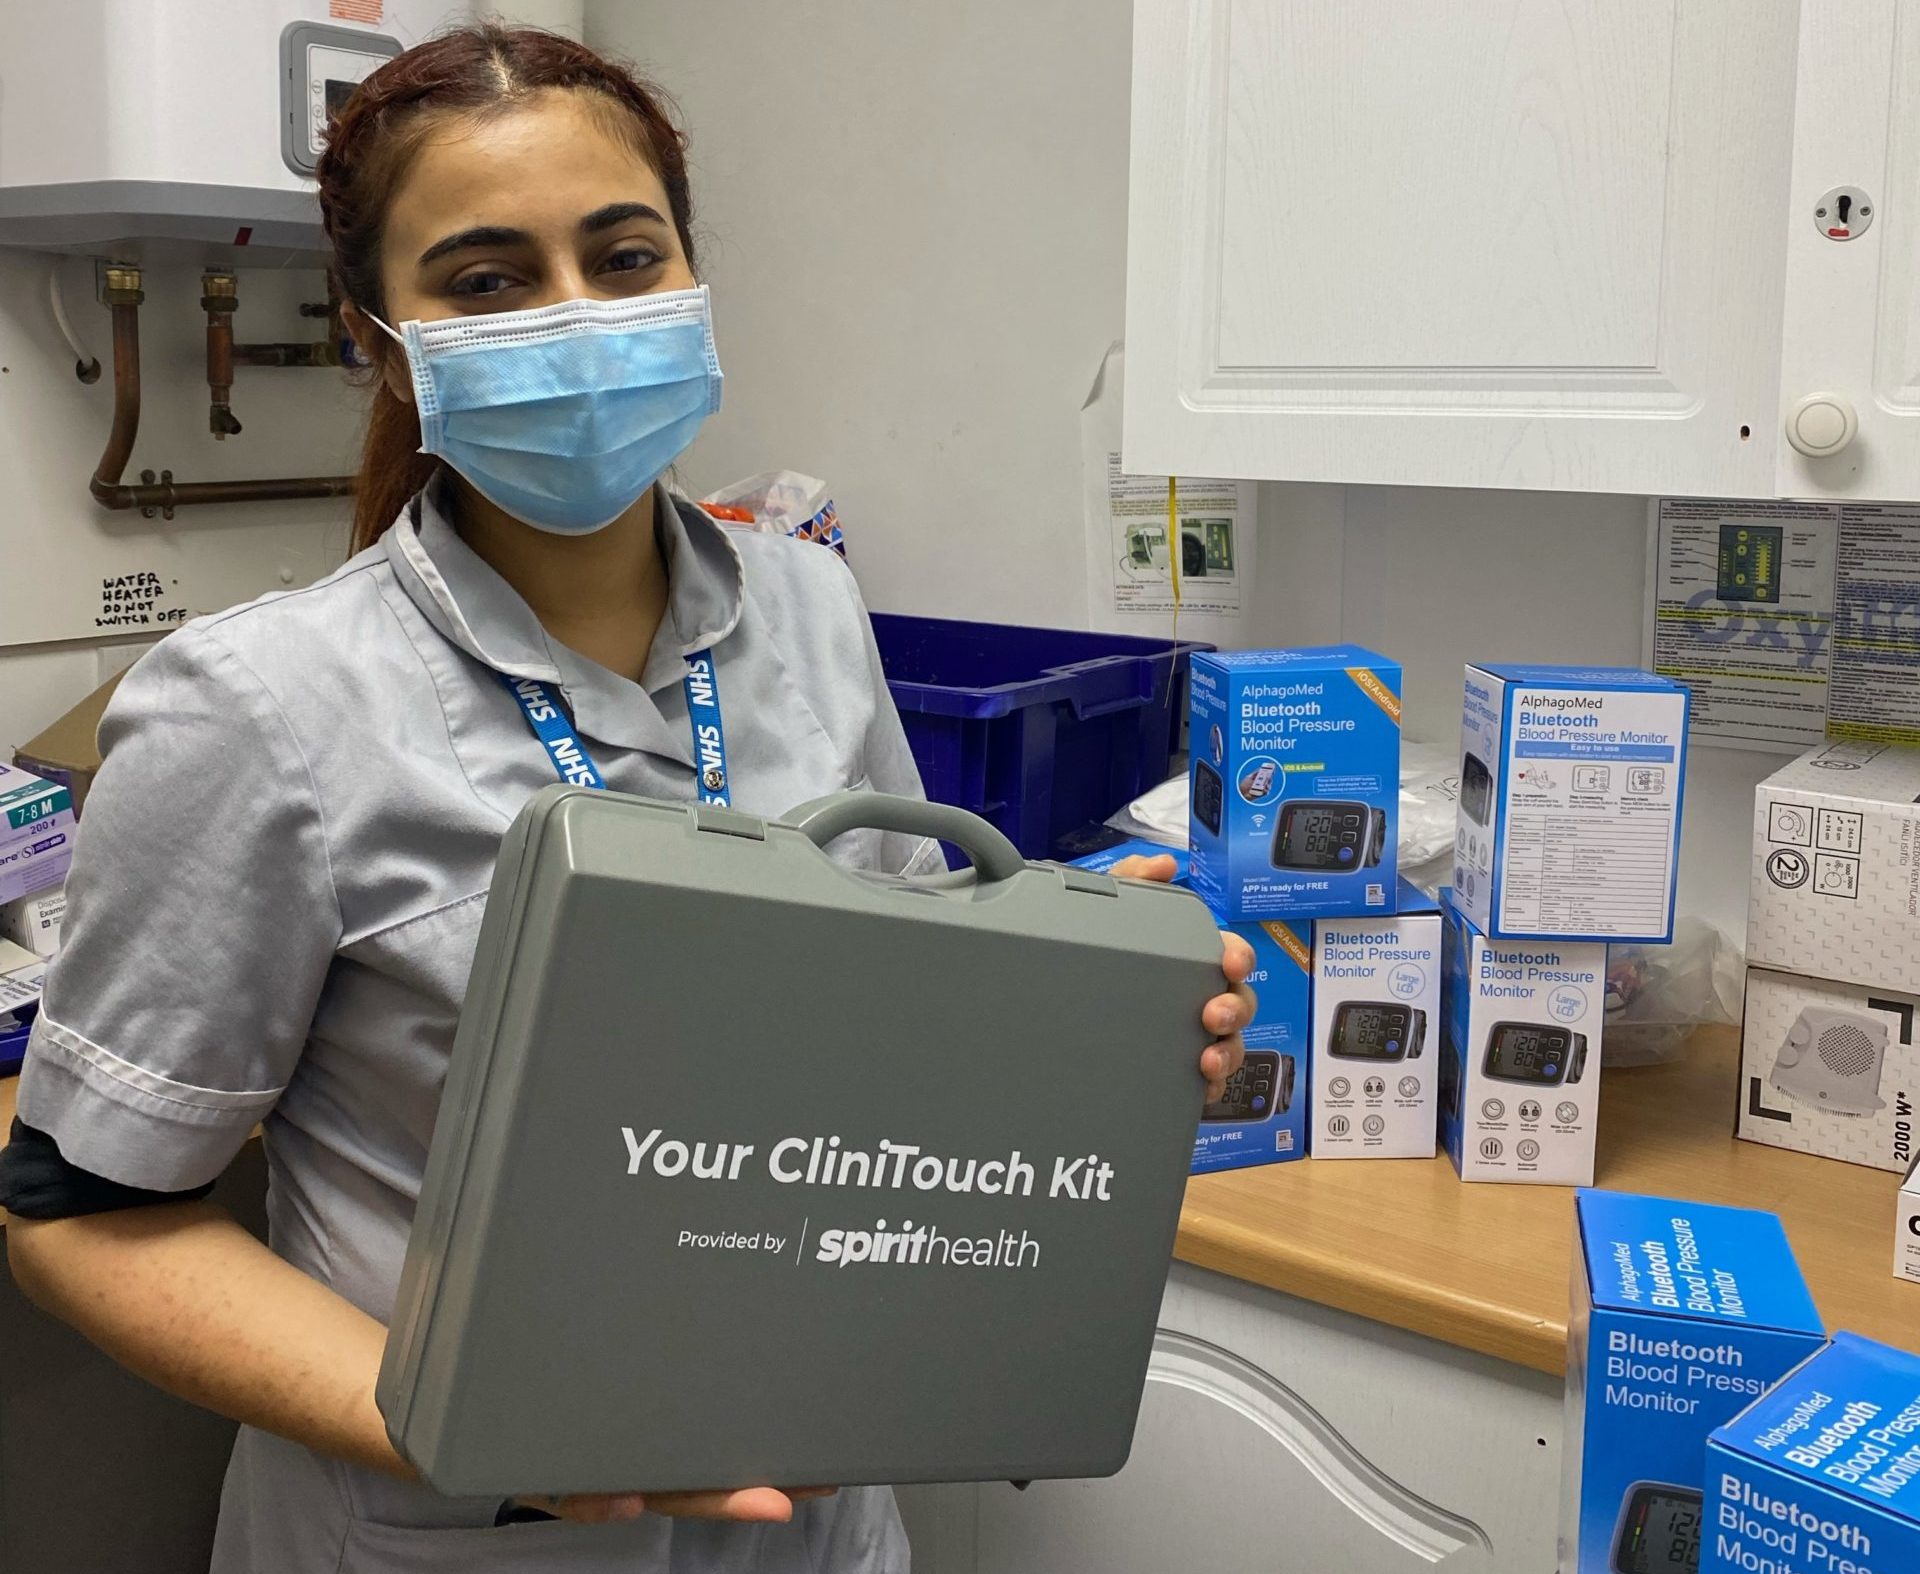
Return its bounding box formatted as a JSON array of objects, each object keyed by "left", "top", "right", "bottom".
[
  {"left": 203, "top": 272, "right": 240, "bottom": 438},
  {"left": 89, "top": 271, "right": 355, "bottom": 515},
  {"left": 232, "top": 340, "right": 341, "bottom": 368}
]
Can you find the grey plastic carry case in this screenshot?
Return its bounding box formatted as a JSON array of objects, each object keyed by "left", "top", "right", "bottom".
[{"left": 379, "top": 786, "right": 1223, "bottom": 1498}]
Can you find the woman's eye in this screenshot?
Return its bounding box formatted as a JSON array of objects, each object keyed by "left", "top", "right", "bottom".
[
  {"left": 601, "top": 247, "right": 662, "bottom": 276},
  {"left": 449, "top": 270, "right": 520, "bottom": 299}
]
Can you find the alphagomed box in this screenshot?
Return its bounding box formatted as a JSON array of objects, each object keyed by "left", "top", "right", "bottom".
[
  {"left": 1453, "top": 663, "right": 1688, "bottom": 944},
  {"left": 1440, "top": 891, "right": 1607, "bottom": 1185},
  {"left": 1560, "top": 1190, "right": 1825, "bottom": 1574},
  {"left": 1310, "top": 880, "right": 1441, "bottom": 1159},
  {"left": 1704, "top": 1333, "right": 1920, "bottom": 1574},
  {"left": 1192, "top": 904, "right": 1312, "bottom": 1175},
  {"left": 1186, "top": 645, "right": 1401, "bottom": 922}
]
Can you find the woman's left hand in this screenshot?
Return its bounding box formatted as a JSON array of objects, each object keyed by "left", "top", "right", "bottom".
[{"left": 1108, "top": 852, "right": 1256, "bottom": 1102}]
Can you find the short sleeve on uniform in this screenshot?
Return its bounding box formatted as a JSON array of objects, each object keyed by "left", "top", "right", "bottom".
[{"left": 16, "top": 626, "right": 342, "bottom": 1191}]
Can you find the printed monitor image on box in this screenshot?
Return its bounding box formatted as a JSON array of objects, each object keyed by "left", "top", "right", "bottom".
[
  {"left": 1311, "top": 880, "right": 1441, "bottom": 1159},
  {"left": 1737, "top": 967, "right": 1918, "bottom": 1176},
  {"left": 1453, "top": 664, "right": 1689, "bottom": 943},
  {"left": 1186, "top": 645, "right": 1401, "bottom": 923},
  {"left": 1561, "top": 1191, "right": 1824, "bottom": 1574},
  {"left": 1704, "top": 1333, "right": 1920, "bottom": 1574},
  {"left": 1440, "top": 892, "right": 1606, "bottom": 1185},
  {"left": 1749, "top": 740, "right": 1920, "bottom": 996}
]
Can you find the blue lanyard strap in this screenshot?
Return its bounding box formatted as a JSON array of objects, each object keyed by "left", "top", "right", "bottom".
[{"left": 499, "top": 652, "right": 730, "bottom": 807}]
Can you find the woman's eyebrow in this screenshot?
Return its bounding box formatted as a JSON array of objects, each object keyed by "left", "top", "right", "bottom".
[
  {"left": 417, "top": 225, "right": 529, "bottom": 266},
  {"left": 580, "top": 201, "right": 666, "bottom": 234}
]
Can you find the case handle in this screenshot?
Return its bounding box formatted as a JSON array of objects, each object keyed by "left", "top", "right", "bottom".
[{"left": 784, "top": 791, "right": 1027, "bottom": 884}]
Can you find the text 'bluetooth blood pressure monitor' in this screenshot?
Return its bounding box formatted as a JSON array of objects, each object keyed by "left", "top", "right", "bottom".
[
  {"left": 1187, "top": 645, "right": 1401, "bottom": 922},
  {"left": 1565, "top": 1191, "right": 1823, "bottom": 1574},
  {"left": 1708, "top": 1334, "right": 1920, "bottom": 1574}
]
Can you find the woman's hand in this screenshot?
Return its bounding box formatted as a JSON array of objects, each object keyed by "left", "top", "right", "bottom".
[
  {"left": 519, "top": 1487, "right": 838, "bottom": 1524},
  {"left": 1108, "top": 852, "right": 1256, "bottom": 1101}
]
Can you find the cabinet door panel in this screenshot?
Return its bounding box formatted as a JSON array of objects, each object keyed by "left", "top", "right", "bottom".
[
  {"left": 1777, "top": 0, "right": 1920, "bottom": 500},
  {"left": 968, "top": 1331, "right": 1490, "bottom": 1573},
  {"left": 1125, "top": 0, "right": 1799, "bottom": 495}
]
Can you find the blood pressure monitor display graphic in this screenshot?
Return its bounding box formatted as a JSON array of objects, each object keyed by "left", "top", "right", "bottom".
[
  {"left": 1482, "top": 1023, "right": 1587, "bottom": 1086},
  {"left": 1271, "top": 801, "right": 1386, "bottom": 872},
  {"left": 1328, "top": 1002, "right": 1424, "bottom": 1062},
  {"left": 1611, "top": 1483, "right": 1702, "bottom": 1574}
]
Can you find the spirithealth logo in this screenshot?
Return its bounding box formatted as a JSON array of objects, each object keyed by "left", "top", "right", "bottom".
[{"left": 814, "top": 1219, "right": 1040, "bottom": 1271}]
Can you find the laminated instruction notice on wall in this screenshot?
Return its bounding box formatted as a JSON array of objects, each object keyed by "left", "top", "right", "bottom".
[
  {"left": 1829, "top": 502, "right": 1920, "bottom": 745},
  {"left": 1080, "top": 342, "right": 1256, "bottom": 640},
  {"left": 1643, "top": 499, "right": 1835, "bottom": 751},
  {"left": 1644, "top": 498, "right": 1920, "bottom": 751}
]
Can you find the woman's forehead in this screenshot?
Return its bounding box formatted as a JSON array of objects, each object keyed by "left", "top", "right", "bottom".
[{"left": 387, "top": 93, "right": 669, "bottom": 244}]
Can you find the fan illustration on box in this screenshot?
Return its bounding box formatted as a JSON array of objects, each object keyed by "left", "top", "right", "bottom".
[{"left": 1770, "top": 1007, "right": 1890, "bottom": 1116}]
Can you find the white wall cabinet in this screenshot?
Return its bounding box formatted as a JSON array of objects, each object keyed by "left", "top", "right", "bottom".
[
  {"left": 896, "top": 1261, "right": 1562, "bottom": 1573},
  {"left": 1125, "top": 0, "right": 1920, "bottom": 502}
]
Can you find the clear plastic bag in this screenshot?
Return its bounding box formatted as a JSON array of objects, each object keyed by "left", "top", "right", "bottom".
[
  {"left": 1603, "top": 919, "right": 1743, "bottom": 1067},
  {"left": 698, "top": 470, "right": 845, "bottom": 555}
]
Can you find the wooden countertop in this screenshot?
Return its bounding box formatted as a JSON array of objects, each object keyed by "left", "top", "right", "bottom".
[
  {"left": 5, "top": 1031, "right": 1914, "bottom": 1376},
  {"left": 1175, "top": 1027, "right": 1916, "bottom": 1375}
]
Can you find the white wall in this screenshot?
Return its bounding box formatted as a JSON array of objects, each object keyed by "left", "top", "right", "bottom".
[
  {"left": 590, "top": 0, "right": 1772, "bottom": 938},
  {"left": 0, "top": 252, "right": 361, "bottom": 755}
]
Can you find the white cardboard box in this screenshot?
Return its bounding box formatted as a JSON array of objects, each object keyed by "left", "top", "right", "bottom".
[
  {"left": 1452, "top": 663, "right": 1688, "bottom": 943},
  {"left": 1738, "top": 965, "right": 1919, "bottom": 1175},
  {"left": 1439, "top": 892, "right": 1607, "bottom": 1184},
  {"left": 1749, "top": 739, "right": 1920, "bottom": 994},
  {"left": 1310, "top": 880, "right": 1440, "bottom": 1159},
  {"left": 0, "top": 881, "right": 65, "bottom": 957},
  {"left": 1899, "top": 1156, "right": 1920, "bottom": 1285},
  {"left": 0, "top": 763, "right": 74, "bottom": 907}
]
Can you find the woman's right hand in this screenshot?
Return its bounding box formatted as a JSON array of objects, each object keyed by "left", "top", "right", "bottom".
[{"left": 522, "top": 1486, "right": 837, "bottom": 1524}]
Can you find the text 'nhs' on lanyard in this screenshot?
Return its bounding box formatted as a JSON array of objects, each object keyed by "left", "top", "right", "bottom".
[{"left": 499, "top": 652, "right": 731, "bottom": 806}]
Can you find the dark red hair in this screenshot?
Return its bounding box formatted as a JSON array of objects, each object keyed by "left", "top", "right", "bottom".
[{"left": 316, "top": 24, "right": 697, "bottom": 552}]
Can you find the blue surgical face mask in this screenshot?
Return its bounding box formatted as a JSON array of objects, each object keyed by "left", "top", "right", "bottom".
[{"left": 372, "top": 286, "right": 722, "bottom": 535}]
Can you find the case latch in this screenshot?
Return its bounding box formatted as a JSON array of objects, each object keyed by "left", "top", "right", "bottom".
[
  {"left": 1058, "top": 867, "right": 1118, "bottom": 898},
  {"left": 691, "top": 805, "right": 766, "bottom": 841}
]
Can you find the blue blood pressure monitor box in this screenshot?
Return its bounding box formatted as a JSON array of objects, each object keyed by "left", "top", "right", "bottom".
[
  {"left": 1705, "top": 1334, "right": 1920, "bottom": 1574},
  {"left": 1070, "top": 844, "right": 1308, "bottom": 1174},
  {"left": 1187, "top": 645, "right": 1401, "bottom": 922},
  {"left": 1310, "top": 880, "right": 1441, "bottom": 1159},
  {"left": 1454, "top": 664, "right": 1689, "bottom": 943},
  {"left": 1564, "top": 1191, "right": 1825, "bottom": 1574},
  {"left": 1191, "top": 908, "right": 1311, "bottom": 1174}
]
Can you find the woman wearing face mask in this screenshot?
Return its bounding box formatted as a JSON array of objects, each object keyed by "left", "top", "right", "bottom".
[{"left": 0, "top": 25, "right": 1253, "bottom": 1574}]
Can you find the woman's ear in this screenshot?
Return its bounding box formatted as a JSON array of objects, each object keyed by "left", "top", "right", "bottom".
[{"left": 340, "top": 301, "right": 413, "bottom": 405}]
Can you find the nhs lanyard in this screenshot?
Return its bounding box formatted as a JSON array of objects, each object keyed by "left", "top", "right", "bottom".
[{"left": 499, "top": 652, "right": 731, "bottom": 806}]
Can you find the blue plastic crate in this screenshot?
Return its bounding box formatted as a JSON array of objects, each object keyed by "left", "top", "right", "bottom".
[{"left": 869, "top": 613, "right": 1210, "bottom": 862}]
